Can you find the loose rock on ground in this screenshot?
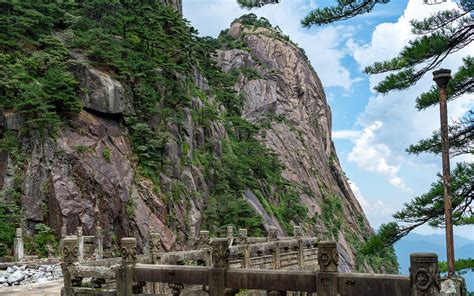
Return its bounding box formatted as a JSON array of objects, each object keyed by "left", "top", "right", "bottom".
[{"left": 0, "top": 264, "right": 62, "bottom": 288}]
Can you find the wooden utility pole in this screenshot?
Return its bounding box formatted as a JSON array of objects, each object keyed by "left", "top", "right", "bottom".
[{"left": 432, "top": 68, "right": 455, "bottom": 277}]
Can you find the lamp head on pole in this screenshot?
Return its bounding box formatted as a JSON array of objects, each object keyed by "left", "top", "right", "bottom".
[{"left": 432, "top": 68, "right": 451, "bottom": 88}]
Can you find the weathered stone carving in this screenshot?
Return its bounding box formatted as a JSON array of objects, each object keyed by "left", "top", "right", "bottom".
[
  {"left": 63, "top": 236, "right": 79, "bottom": 264},
  {"left": 211, "top": 241, "right": 230, "bottom": 268},
  {"left": 293, "top": 225, "right": 303, "bottom": 240},
  {"left": 121, "top": 238, "right": 138, "bottom": 265},
  {"left": 410, "top": 253, "right": 440, "bottom": 295},
  {"left": 149, "top": 231, "right": 162, "bottom": 255},
  {"left": 197, "top": 230, "right": 210, "bottom": 249},
  {"left": 237, "top": 228, "right": 248, "bottom": 244},
  {"left": 226, "top": 225, "right": 234, "bottom": 238},
  {"left": 267, "top": 226, "right": 278, "bottom": 241},
  {"left": 318, "top": 241, "right": 338, "bottom": 272}
]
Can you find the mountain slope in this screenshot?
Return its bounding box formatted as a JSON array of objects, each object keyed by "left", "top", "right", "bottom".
[{"left": 0, "top": 2, "right": 396, "bottom": 272}]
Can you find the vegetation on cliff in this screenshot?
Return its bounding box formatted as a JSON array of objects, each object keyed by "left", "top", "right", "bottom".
[
  {"left": 1, "top": 2, "right": 397, "bottom": 273},
  {"left": 0, "top": 2, "right": 308, "bottom": 249}
]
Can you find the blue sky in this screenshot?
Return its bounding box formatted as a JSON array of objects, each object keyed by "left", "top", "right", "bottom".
[{"left": 182, "top": 0, "right": 474, "bottom": 239}]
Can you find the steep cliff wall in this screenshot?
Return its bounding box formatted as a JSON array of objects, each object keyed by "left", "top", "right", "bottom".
[
  {"left": 215, "top": 18, "right": 377, "bottom": 272},
  {"left": 0, "top": 3, "right": 397, "bottom": 273}
]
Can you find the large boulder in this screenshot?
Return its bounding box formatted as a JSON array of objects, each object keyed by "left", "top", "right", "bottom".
[
  {"left": 72, "top": 63, "right": 129, "bottom": 115},
  {"left": 7, "top": 270, "right": 25, "bottom": 284}
]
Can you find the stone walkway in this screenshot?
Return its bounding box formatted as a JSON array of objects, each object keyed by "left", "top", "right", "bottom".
[{"left": 0, "top": 280, "right": 61, "bottom": 296}]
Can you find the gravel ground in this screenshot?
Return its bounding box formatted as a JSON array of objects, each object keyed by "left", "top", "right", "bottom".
[{"left": 0, "top": 279, "right": 62, "bottom": 296}]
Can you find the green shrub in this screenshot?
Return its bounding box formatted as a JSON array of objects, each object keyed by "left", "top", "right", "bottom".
[
  {"left": 27, "top": 223, "right": 58, "bottom": 258},
  {"left": 102, "top": 147, "right": 111, "bottom": 163},
  {"left": 0, "top": 202, "right": 20, "bottom": 249}
]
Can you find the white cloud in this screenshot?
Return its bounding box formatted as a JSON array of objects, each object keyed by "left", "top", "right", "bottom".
[
  {"left": 183, "top": 0, "right": 357, "bottom": 89},
  {"left": 332, "top": 129, "right": 361, "bottom": 140},
  {"left": 349, "top": 181, "right": 394, "bottom": 217},
  {"left": 347, "top": 121, "right": 411, "bottom": 191},
  {"left": 344, "top": 0, "right": 473, "bottom": 190}
]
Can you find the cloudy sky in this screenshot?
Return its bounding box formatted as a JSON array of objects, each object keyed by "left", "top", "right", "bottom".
[{"left": 182, "top": 0, "right": 474, "bottom": 239}]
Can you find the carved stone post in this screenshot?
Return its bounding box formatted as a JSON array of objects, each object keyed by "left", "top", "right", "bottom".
[
  {"left": 268, "top": 242, "right": 285, "bottom": 296},
  {"left": 149, "top": 230, "right": 163, "bottom": 294},
  {"left": 77, "top": 227, "right": 84, "bottom": 263},
  {"left": 293, "top": 226, "right": 304, "bottom": 269},
  {"left": 189, "top": 226, "right": 196, "bottom": 248},
  {"left": 197, "top": 230, "right": 210, "bottom": 249},
  {"left": 267, "top": 226, "right": 279, "bottom": 242},
  {"left": 226, "top": 225, "right": 234, "bottom": 246},
  {"left": 209, "top": 240, "right": 230, "bottom": 296},
  {"left": 237, "top": 228, "right": 248, "bottom": 245},
  {"left": 117, "top": 238, "right": 137, "bottom": 296},
  {"left": 410, "top": 253, "right": 440, "bottom": 296},
  {"left": 61, "top": 236, "right": 80, "bottom": 296},
  {"left": 60, "top": 226, "right": 67, "bottom": 256},
  {"left": 226, "top": 226, "right": 233, "bottom": 239},
  {"left": 95, "top": 226, "right": 103, "bottom": 260},
  {"left": 316, "top": 241, "right": 338, "bottom": 296},
  {"left": 293, "top": 225, "right": 303, "bottom": 240},
  {"left": 13, "top": 228, "right": 24, "bottom": 262}
]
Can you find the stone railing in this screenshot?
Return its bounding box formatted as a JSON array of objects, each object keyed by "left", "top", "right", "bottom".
[
  {"left": 113, "top": 239, "right": 442, "bottom": 296},
  {"left": 59, "top": 225, "right": 453, "bottom": 295},
  {"left": 60, "top": 226, "right": 103, "bottom": 262},
  {"left": 60, "top": 225, "right": 320, "bottom": 295}
]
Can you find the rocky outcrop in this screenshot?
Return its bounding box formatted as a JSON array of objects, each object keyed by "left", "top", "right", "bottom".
[
  {"left": 72, "top": 62, "right": 130, "bottom": 115},
  {"left": 18, "top": 111, "right": 179, "bottom": 251},
  {"left": 160, "top": 0, "right": 182, "bottom": 14},
  {"left": 216, "top": 21, "right": 372, "bottom": 271}
]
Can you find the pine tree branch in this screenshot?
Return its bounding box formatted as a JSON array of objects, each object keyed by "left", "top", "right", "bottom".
[
  {"left": 301, "top": 0, "right": 390, "bottom": 27},
  {"left": 407, "top": 111, "right": 474, "bottom": 156},
  {"left": 411, "top": 9, "right": 472, "bottom": 35},
  {"left": 393, "top": 163, "right": 474, "bottom": 229},
  {"left": 365, "top": 11, "right": 473, "bottom": 94}
]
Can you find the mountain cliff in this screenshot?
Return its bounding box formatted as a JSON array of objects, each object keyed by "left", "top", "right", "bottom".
[{"left": 0, "top": 2, "right": 397, "bottom": 272}]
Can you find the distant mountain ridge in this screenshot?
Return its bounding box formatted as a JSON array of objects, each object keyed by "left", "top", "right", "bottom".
[{"left": 394, "top": 233, "right": 474, "bottom": 291}]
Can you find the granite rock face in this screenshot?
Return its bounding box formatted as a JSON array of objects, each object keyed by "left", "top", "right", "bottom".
[
  {"left": 216, "top": 21, "right": 372, "bottom": 271},
  {"left": 160, "top": 0, "right": 182, "bottom": 14},
  {"left": 0, "top": 4, "right": 376, "bottom": 272},
  {"left": 73, "top": 63, "right": 129, "bottom": 115}
]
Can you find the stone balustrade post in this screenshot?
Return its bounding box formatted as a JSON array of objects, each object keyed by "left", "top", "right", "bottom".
[
  {"left": 293, "top": 226, "right": 304, "bottom": 268},
  {"left": 209, "top": 240, "right": 230, "bottom": 296},
  {"left": 116, "top": 238, "right": 137, "bottom": 296},
  {"left": 77, "top": 227, "right": 84, "bottom": 263},
  {"left": 226, "top": 225, "right": 234, "bottom": 246},
  {"left": 60, "top": 226, "right": 67, "bottom": 256},
  {"left": 61, "top": 236, "right": 80, "bottom": 296},
  {"left": 293, "top": 225, "right": 303, "bottom": 240},
  {"left": 237, "top": 228, "right": 248, "bottom": 245},
  {"left": 149, "top": 230, "right": 163, "bottom": 294},
  {"left": 267, "top": 226, "right": 278, "bottom": 242},
  {"left": 189, "top": 226, "right": 196, "bottom": 248},
  {"left": 95, "top": 226, "right": 103, "bottom": 260},
  {"left": 197, "top": 230, "right": 210, "bottom": 249},
  {"left": 316, "top": 241, "right": 338, "bottom": 296},
  {"left": 409, "top": 253, "right": 440, "bottom": 296},
  {"left": 13, "top": 228, "right": 24, "bottom": 262}
]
